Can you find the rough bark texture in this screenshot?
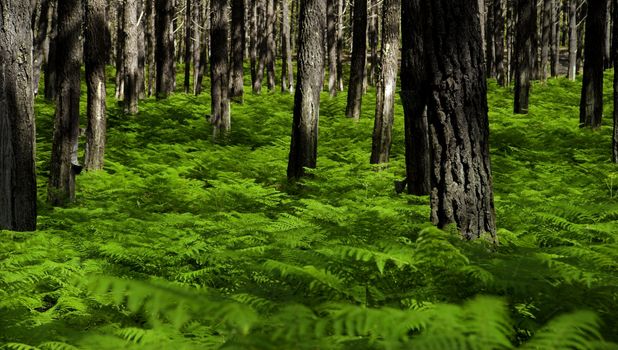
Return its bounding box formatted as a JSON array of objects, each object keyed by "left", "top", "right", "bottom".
[
  {"left": 287, "top": 0, "right": 326, "bottom": 180},
  {"left": 250, "top": 0, "right": 258, "bottom": 91},
  {"left": 422, "top": 0, "right": 497, "bottom": 240},
  {"left": 550, "top": 0, "right": 559, "bottom": 76},
  {"left": 124, "top": 0, "right": 140, "bottom": 114},
  {"left": 253, "top": 0, "right": 266, "bottom": 93},
  {"left": 345, "top": 0, "right": 367, "bottom": 120},
  {"left": 605, "top": 0, "right": 612, "bottom": 68},
  {"left": 281, "top": 0, "right": 294, "bottom": 93},
  {"left": 327, "top": 0, "right": 338, "bottom": 96},
  {"left": 580, "top": 0, "right": 607, "bottom": 129},
  {"left": 514, "top": 0, "right": 536, "bottom": 114},
  {"left": 44, "top": 0, "right": 58, "bottom": 100},
  {"left": 193, "top": 0, "right": 202, "bottom": 94},
  {"left": 613, "top": 0, "right": 618, "bottom": 162},
  {"left": 195, "top": 0, "right": 209, "bottom": 95},
  {"left": 336, "top": 0, "right": 344, "bottom": 91},
  {"left": 265, "top": 0, "right": 276, "bottom": 90},
  {"left": 495, "top": 0, "right": 506, "bottom": 86},
  {"left": 184, "top": 0, "right": 193, "bottom": 93},
  {"left": 32, "top": 0, "right": 51, "bottom": 96},
  {"left": 210, "top": 0, "right": 231, "bottom": 141},
  {"left": 155, "top": 0, "right": 175, "bottom": 99},
  {"left": 541, "top": 0, "right": 552, "bottom": 80},
  {"left": 146, "top": 0, "right": 156, "bottom": 96},
  {"left": 230, "top": 0, "right": 246, "bottom": 102},
  {"left": 567, "top": 0, "right": 577, "bottom": 80},
  {"left": 370, "top": 0, "right": 400, "bottom": 164},
  {"left": 84, "top": 0, "right": 109, "bottom": 170},
  {"left": 0, "top": 0, "right": 37, "bottom": 231},
  {"left": 367, "top": 0, "right": 378, "bottom": 86},
  {"left": 486, "top": 0, "right": 495, "bottom": 78},
  {"left": 115, "top": 2, "right": 125, "bottom": 100},
  {"left": 401, "top": 0, "right": 431, "bottom": 195},
  {"left": 48, "top": 0, "right": 82, "bottom": 206}
]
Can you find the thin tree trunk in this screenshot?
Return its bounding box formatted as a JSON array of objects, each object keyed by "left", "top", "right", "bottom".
[
  {"left": 253, "top": 0, "right": 266, "bottom": 93},
  {"left": 137, "top": 0, "right": 146, "bottom": 99},
  {"left": 613, "top": 0, "right": 618, "bottom": 162},
  {"left": 336, "top": 0, "right": 344, "bottom": 91},
  {"left": 287, "top": 0, "right": 326, "bottom": 180},
  {"left": 44, "top": 0, "right": 58, "bottom": 100},
  {"left": 605, "top": 0, "right": 612, "bottom": 68},
  {"left": 495, "top": 0, "right": 507, "bottom": 85},
  {"left": 124, "top": 0, "right": 140, "bottom": 114},
  {"left": 567, "top": 0, "right": 578, "bottom": 79},
  {"left": 146, "top": 0, "right": 156, "bottom": 96},
  {"left": 367, "top": 0, "right": 378, "bottom": 86},
  {"left": 210, "top": 0, "right": 231, "bottom": 141},
  {"left": 250, "top": 0, "right": 258, "bottom": 91},
  {"left": 281, "top": 0, "right": 294, "bottom": 93},
  {"left": 48, "top": 0, "right": 82, "bottom": 206},
  {"left": 32, "top": 0, "right": 51, "bottom": 96},
  {"left": 266, "top": 0, "right": 276, "bottom": 90},
  {"left": 230, "top": 0, "right": 246, "bottom": 101},
  {"left": 577, "top": 1, "right": 586, "bottom": 73},
  {"left": 580, "top": 0, "right": 607, "bottom": 129},
  {"left": 193, "top": 0, "right": 202, "bottom": 94},
  {"left": 115, "top": 1, "right": 125, "bottom": 100},
  {"left": 327, "top": 0, "right": 338, "bottom": 96},
  {"left": 550, "top": 0, "right": 559, "bottom": 76},
  {"left": 0, "top": 0, "right": 37, "bottom": 231},
  {"left": 541, "top": 0, "right": 552, "bottom": 80},
  {"left": 184, "top": 0, "right": 193, "bottom": 93},
  {"left": 370, "top": 0, "right": 400, "bottom": 164},
  {"left": 401, "top": 0, "right": 430, "bottom": 195},
  {"left": 486, "top": 0, "right": 495, "bottom": 78},
  {"left": 195, "top": 0, "right": 209, "bottom": 95},
  {"left": 156, "top": 0, "right": 175, "bottom": 98},
  {"left": 345, "top": 0, "right": 367, "bottom": 120},
  {"left": 514, "top": 0, "right": 536, "bottom": 114},
  {"left": 84, "top": 0, "right": 109, "bottom": 171}
]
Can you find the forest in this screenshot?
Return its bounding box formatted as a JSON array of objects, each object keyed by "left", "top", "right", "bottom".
[{"left": 2, "top": 0, "right": 618, "bottom": 348}]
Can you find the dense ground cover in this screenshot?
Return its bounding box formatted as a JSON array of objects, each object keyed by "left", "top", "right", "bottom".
[{"left": 2, "top": 70, "right": 618, "bottom": 349}]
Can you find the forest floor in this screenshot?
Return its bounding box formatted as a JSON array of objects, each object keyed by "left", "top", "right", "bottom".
[{"left": 2, "top": 69, "right": 618, "bottom": 349}]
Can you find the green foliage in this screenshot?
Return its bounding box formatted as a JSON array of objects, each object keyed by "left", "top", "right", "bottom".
[{"left": 2, "top": 71, "right": 618, "bottom": 349}]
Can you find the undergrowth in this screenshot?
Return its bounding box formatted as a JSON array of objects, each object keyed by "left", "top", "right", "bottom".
[{"left": 2, "top": 68, "right": 618, "bottom": 349}]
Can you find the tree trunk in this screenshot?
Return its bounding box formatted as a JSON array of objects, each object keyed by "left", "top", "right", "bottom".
[
  {"left": 613, "top": 0, "right": 618, "bottom": 162},
  {"left": 44, "top": 0, "right": 58, "bottom": 100},
  {"left": 85, "top": 0, "right": 109, "bottom": 171},
  {"left": 541, "top": 0, "right": 552, "bottom": 80},
  {"left": 250, "top": 0, "right": 258, "bottom": 91},
  {"left": 550, "top": 0, "right": 559, "bottom": 76},
  {"left": 345, "top": 0, "right": 367, "bottom": 120},
  {"left": 281, "top": 0, "right": 294, "bottom": 93},
  {"left": 370, "top": 0, "right": 400, "bottom": 164},
  {"left": 253, "top": 0, "right": 266, "bottom": 93},
  {"left": 48, "top": 0, "right": 82, "bottom": 206},
  {"left": 156, "top": 0, "right": 175, "bottom": 98},
  {"left": 193, "top": 0, "right": 202, "bottom": 94},
  {"left": 514, "top": 0, "right": 536, "bottom": 114},
  {"left": 580, "top": 0, "right": 607, "bottom": 129},
  {"left": 287, "top": 0, "right": 326, "bottom": 180},
  {"left": 567, "top": 0, "right": 578, "bottom": 79},
  {"left": 486, "top": 0, "right": 495, "bottom": 78},
  {"left": 195, "top": 0, "right": 209, "bottom": 95},
  {"left": 422, "top": 0, "right": 497, "bottom": 240},
  {"left": 605, "top": 0, "right": 612, "bottom": 68},
  {"left": 495, "top": 0, "right": 507, "bottom": 86},
  {"left": 0, "top": 0, "right": 37, "bottom": 231},
  {"left": 367, "top": 0, "right": 378, "bottom": 86},
  {"left": 137, "top": 0, "right": 146, "bottom": 99},
  {"left": 32, "top": 0, "right": 51, "bottom": 96},
  {"left": 265, "top": 0, "right": 276, "bottom": 90},
  {"left": 400, "top": 0, "right": 430, "bottom": 196},
  {"left": 577, "top": 1, "right": 586, "bottom": 73},
  {"left": 210, "top": 0, "right": 231, "bottom": 141},
  {"left": 115, "top": 2, "right": 125, "bottom": 100},
  {"left": 124, "top": 0, "right": 140, "bottom": 114},
  {"left": 336, "top": 0, "right": 344, "bottom": 91},
  {"left": 184, "top": 0, "right": 193, "bottom": 93},
  {"left": 146, "top": 0, "right": 156, "bottom": 96},
  {"left": 327, "top": 0, "right": 338, "bottom": 96},
  {"left": 230, "top": 0, "right": 246, "bottom": 102}
]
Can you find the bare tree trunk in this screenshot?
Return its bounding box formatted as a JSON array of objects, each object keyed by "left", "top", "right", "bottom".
[
  {"left": 613, "top": 0, "right": 618, "bottom": 162},
  {"left": 605, "top": 0, "right": 612, "bottom": 68},
  {"left": 195, "top": 0, "right": 209, "bottom": 95},
  {"left": 250, "top": 0, "right": 258, "bottom": 91},
  {"left": 48, "top": 0, "right": 82, "bottom": 206},
  {"left": 146, "top": 0, "right": 156, "bottom": 96},
  {"left": 210, "top": 0, "right": 231, "bottom": 141},
  {"left": 184, "top": 0, "right": 193, "bottom": 93},
  {"left": 265, "top": 0, "right": 276, "bottom": 90},
  {"left": 253, "top": 0, "right": 266, "bottom": 93},
  {"left": 287, "top": 0, "right": 326, "bottom": 180},
  {"left": 124, "top": 0, "right": 140, "bottom": 114},
  {"left": 32, "top": 0, "right": 51, "bottom": 96},
  {"left": 345, "top": 0, "right": 367, "bottom": 120},
  {"left": 0, "top": 0, "right": 37, "bottom": 231},
  {"left": 577, "top": 1, "right": 586, "bottom": 73},
  {"left": 156, "top": 0, "right": 175, "bottom": 98},
  {"left": 327, "top": 0, "right": 338, "bottom": 96},
  {"left": 336, "top": 0, "right": 344, "bottom": 91},
  {"left": 580, "top": 0, "right": 607, "bottom": 129},
  {"left": 370, "top": 0, "right": 400, "bottom": 164},
  {"left": 281, "top": 0, "right": 294, "bottom": 93},
  {"left": 137, "top": 0, "right": 146, "bottom": 99},
  {"left": 541, "top": 0, "right": 552, "bottom": 80},
  {"left": 514, "top": 0, "right": 536, "bottom": 114},
  {"left": 193, "top": 0, "right": 202, "bottom": 94},
  {"left": 115, "top": 1, "right": 125, "bottom": 100},
  {"left": 486, "top": 0, "right": 495, "bottom": 78},
  {"left": 495, "top": 0, "right": 507, "bottom": 85},
  {"left": 550, "top": 0, "right": 559, "bottom": 76},
  {"left": 230, "top": 0, "right": 246, "bottom": 101},
  {"left": 44, "top": 0, "right": 58, "bottom": 100},
  {"left": 367, "top": 0, "right": 378, "bottom": 86},
  {"left": 567, "top": 0, "right": 578, "bottom": 79}
]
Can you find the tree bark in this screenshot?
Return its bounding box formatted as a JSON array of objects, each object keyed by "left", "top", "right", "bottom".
[
  {"left": 253, "top": 0, "right": 266, "bottom": 93},
  {"left": 124, "top": 0, "right": 140, "bottom": 114},
  {"left": 367, "top": 0, "right": 378, "bottom": 86},
  {"left": 345, "top": 0, "right": 367, "bottom": 120},
  {"left": 195, "top": 0, "right": 209, "bottom": 95},
  {"left": 281, "top": 0, "right": 294, "bottom": 93},
  {"left": 146, "top": 0, "right": 156, "bottom": 96},
  {"left": 48, "top": 0, "right": 82, "bottom": 206},
  {"left": 613, "top": 0, "right": 618, "bottom": 162},
  {"left": 32, "top": 0, "right": 51, "bottom": 96},
  {"left": 486, "top": 0, "right": 495, "bottom": 78},
  {"left": 550, "top": 0, "right": 559, "bottom": 76},
  {"left": 84, "top": 0, "right": 110, "bottom": 171},
  {"left": 250, "top": 0, "right": 258, "bottom": 92},
  {"left": 115, "top": 1, "right": 125, "bottom": 100},
  {"left": 287, "top": 0, "right": 326, "bottom": 180},
  {"left": 265, "top": 0, "right": 276, "bottom": 90},
  {"left": 0, "top": 0, "right": 37, "bottom": 231},
  {"left": 422, "top": 0, "right": 497, "bottom": 240},
  {"left": 541, "top": 0, "right": 552, "bottom": 80},
  {"left": 44, "top": 0, "right": 58, "bottom": 100},
  {"left": 327, "top": 0, "right": 338, "bottom": 96},
  {"left": 184, "top": 0, "right": 193, "bottom": 93},
  {"left": 210, "top": 0, "right": 231, "bottom": 141},
  {"left": 230, "top": 0, "right": 246, "bottom": 102},
  {"left": 605, "top": 0, "right": 612, "bottom": 68},
  {"left": 193, "top": 0, "right": 202, "bottom": 94},
  {"left": 580, "top": 0, "right": 607, "bottom": 129},
  {"left": 155, "top": 0, "right": 175, "bottom": 98},
  {"left": 514, "top": 0, "right": 536, "bottom": 114},
  {"left": 567, "top": 0, "right": 578, "bottom": 80},
  {"left": 370, "top": 0, "right": 400, "bottom": 164},
  {"left": 495, "top": 0, "right": 507, "bottom": 86},
  {"left": 336, "top": 0, "right": 344, "bottom": 91}
]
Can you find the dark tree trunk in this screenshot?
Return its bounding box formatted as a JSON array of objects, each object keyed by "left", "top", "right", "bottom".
[
  {"left": 48, "top": 0, "right": 82, "bottom": 206},
  {"left": 253, "top": 0, "right": 266, "bottom": 93},
  {"left": 506, "top": 0, "right": 514, "bottom": 85},
  {"left": 486, "top": 0, "right": 495, "bottom": 78},
  {"left": 580, "top": 0, "right": 607, "bottom": 129},
  {"left": 367, "top": 0, "right": 378, "bottom": 86},
  {"left": 370, "top": 0, "right": 400, "bottom": 164},
  {"left": 336, "top": 0, "right": 344, "bottom": 91},
  {"left": 230, "top": 0, "right": 246, "bottom": 102},
  {"left": 577, "top": 2, "right": 586, "bottom": 73},
  {"left": 550, "top": 0, "right": 559, "bottom": 76},
  {"left": 514, "top": 0, "right": 536, "bottom": 114},
  {"left": 250, "top": 0, "right": 258, "bottom": 91},
  {"left": 287, "top": 0, "right": 326, "bottom": 180},
  {"left": 605, "top": 0, "right": 612, "bottom": 68},
  {"left": 265, "top": 0, "right": 276, "bottom": 90},
  {"left": 345, "top": 0, "right": 367, "bottom": 120},
  {"left": 44, "top": 0, "right": 58, "bottom": 100},
  {"left": 193, "top": 0, "right": 202, "bottom": 94},
  {"left": 567, "top": 0, "right": 578, "bottom": 80},
  {"left": 0, "top": 0, "right": 37, "bottom": 231},
  {"left": 495, "top": 0, "right": 507, "bottom": 86},
  {"left": 281, "top": 0, "right": 294, "bottom": 93},
  {"left": 210, "top": 0, "right": 231, "bottom": 140},
  {"left": 146, "top": 0, "right": 156, "bottom": 96},
  {"left": 184, "top": 0, "right": 193, "bottom": 93},
  {"left": 195, "top": 0, "right": 209, "bottom": 95},
  {"left": 115, "top": 2, "right": 125, "bottom": 100},
  {"left": 124, "top": 0, "right": 140, "bottom": 114},
  {"left": 614, "top": 0, "right": 618, "bottom": 162},
  {"left": 400, "top": 0, "right": 430, "bottom": 196},
  {"left": 84, "top": 0, "right": 110, "bottom": 170},
  {"left": 541, "top": 0, "right": 552, "bottom": 80},
  {"left": 422, "top": 0, "right": 497, "bottom": 240},
  {"left": 32, "top": 0, "right": 51, "bottom": 96},
  {"left": 137, "top": 0, "right": 146, "bottom": 99},
  {"left": 156, "top": 0, "right": 175, "bottom": 98},
  {"left": 327, "top": 0, "right": 338, "bottom": 96}
]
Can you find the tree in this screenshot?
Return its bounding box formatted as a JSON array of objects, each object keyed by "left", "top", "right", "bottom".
[
  {"left": 420, "top": 0, "right": 497, "bottom": 240},
  {"left": 370, "top": 0, "right": 400, "bottom": 164},
  {"left": 514, "top": 0, "right": 536, "bottom": 114},
  {"left": 494, "top": 0, "right": 507, "bottom": 86},
  {"left": 367, "top": 0, "right": 378, "bottom": 86},
  {"left": 44, "top": 0, "right": 58, "bottom": 100},
  {"left": 400, "top": 0, "right": 430, "bottom": 195},
  {"left": 327, "top": 0, "right": 338, "bottom": 96},
  {"left": 85, "top": 0, "right": 110, "bottom": 170},
  {"left": 0, "top": 0, "right": 37, "bottom": 231},
  {"left": 32, "top": 0, "right": 52, "bottom": 96},
  {"left": 184, "top": 0, "right": 194, "bottom": 93},
  {"left": 540, "top": 0, "right": 553, "bottom": 80},
  {"left": 281, "top": 0, "right": 294, "bottom": 93},
  {"left": 210, "top": 0, "right": 231, "bottom": 140},
  {"left": 613, "top": 0, "right": 618, "bottom": 162},
  {"left": 146, "top": 0, "right": 156, "bottom": 96},
  {"left": 124, "top": 0, "right": 140, "bottom": 114},
  {"left": 345, "top": 0, "right": 367, "bottom": 120},
  {"left": 48, "top": 0, "right": 82, "bottom": 206},
  {"left": 156, "top": 0, "right": 175, "bottom": 99},
  {"left": 567, "top": 0, "right": 578, "bottom": 80},
  {"left": 230, "top": 0, "right": 246, "bottom": 102},
  {"left": 580, "top": 0, "right": 607, "bottom": 129},
  {"left": 287, "top": 0, "right": 326, "bottom": 180}
]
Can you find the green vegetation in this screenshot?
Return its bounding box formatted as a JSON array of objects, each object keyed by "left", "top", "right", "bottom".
[{"left": 2, "top": 71, "right": 618, "bottom": 349}]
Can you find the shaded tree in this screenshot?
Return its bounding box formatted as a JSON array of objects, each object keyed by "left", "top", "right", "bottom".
[
  {"left": 124, "top": 0, "right": 140, "bottom": 114},
  {"left": 156, "top": 0, "right": 175, "bottom": 98},
  {"left": 281, "top": 0, "right": 294, "bottom": 93},
  {"left": 210, "top": 0, "right": 231, "bottom": 140},
  {"left": 327, "top": 0, "right": 338, "bottom": 96},
  {"left": 345, "top": 0, "right": 367, "bottom": 120},
  {"left": 580, "top": 0, "right": 607, "bottom": 129},
  {"left": 514, "top": 0, "right": 536, "bottom": 114},
  {"left": 230, "top": 0, "right": 246, "bottom": 102},
  {"left": 567, "top": 0, "right": 578, "bottom": 80}
]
